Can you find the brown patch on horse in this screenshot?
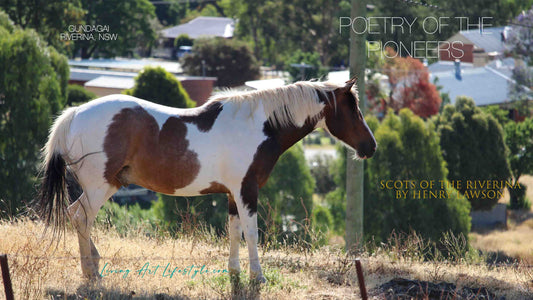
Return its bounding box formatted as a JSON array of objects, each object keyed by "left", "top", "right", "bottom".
[
  {"left": 103, "top": 106, "right": 200, "bottom": 194},
  {"left": 199, "top": 181, "right": 230, "bottom": 194},
  {"left": 228, "top": 193, "right": 238, "bottom": 216},
  {"left": 199, "top": 181, "right": 238, "bottom": 216},
  {"left": 181, "top": 101, "right": 223, "bottom": 132},
  {"left": 240, "top": 118, "right": 318, "bottom": 215}
]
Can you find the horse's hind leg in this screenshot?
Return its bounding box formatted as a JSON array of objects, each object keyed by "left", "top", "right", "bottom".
[
  {"left": 68, "top": 196, "right": 99, "bottom": 272},
  {"left": 68, "top": 185, "right": 115, "bottom": 278}
]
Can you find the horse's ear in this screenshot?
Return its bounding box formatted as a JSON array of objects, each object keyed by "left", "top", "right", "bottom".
[{"left": 341, "top": 76, "right": 357, "bottom": 92}]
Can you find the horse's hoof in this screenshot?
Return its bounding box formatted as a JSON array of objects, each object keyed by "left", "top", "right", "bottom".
[
  {"left": 253, "top": 275, "right": 266, "bottom": 284},
  {"left": 83, "top": 272, "right": 102, "bottom": 281}
]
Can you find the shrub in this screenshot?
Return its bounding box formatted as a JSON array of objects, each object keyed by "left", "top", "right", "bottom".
[
  {"left": 153, "top": 193, "right": 228, "bottom": 236},
  {"left": 309, "top": 155, "right": 336, "bottom": 195},
  {"left": 508, "top": 184, "right": 531, "bottom": 210},
  {"left": 124, "top": 66, "right": 195, "bottom": 108},
  {"left": 95, "top": 201, "right": 160, "bottom": 237},
  {"left": 435, "top": 97, "right": 511, "bottom": 210},
  {"left": 67, "top": 84, "right": 96, "bottom": 106},
  {"left": 311, "top": 204, "right": 333, "bottom": 233},
  {"left": 482, "top": 105, "right": 511, "bottom": 127},
  {"left": 365, "top": 109, "right": 471, "bottom": 242},
  {"left": 182, "top": 37, "right": 260, "bottom": 87},
  {"left": 174, "top": 34, "right": 193, "bottom": 48}
]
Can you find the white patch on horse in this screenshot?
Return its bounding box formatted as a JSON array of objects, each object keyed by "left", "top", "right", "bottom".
[{"left": 174, "top": 101, "right": 269, "bottom": 196}]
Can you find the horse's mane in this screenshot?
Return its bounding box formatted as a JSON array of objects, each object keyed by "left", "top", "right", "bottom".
[{"left": 208, "top": 81, "right": 352, "bottom": 128}]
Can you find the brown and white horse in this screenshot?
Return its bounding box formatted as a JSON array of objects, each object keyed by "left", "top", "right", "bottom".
[{"left": 37, "top": 78, "right": 376, "bottom": 282}]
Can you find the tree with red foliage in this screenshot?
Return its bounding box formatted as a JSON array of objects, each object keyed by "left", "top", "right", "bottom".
[{"left": 384, "top": 49, "right": 441, "bottom": 118}]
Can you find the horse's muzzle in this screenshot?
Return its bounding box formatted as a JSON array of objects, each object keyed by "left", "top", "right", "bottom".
[{"left": 357, "top": 140, "right": 377, "bottom": 159}]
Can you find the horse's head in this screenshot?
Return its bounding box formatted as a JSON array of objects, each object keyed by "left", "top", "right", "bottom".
[{"left": 320, "top": 78, "right": 377, "bottom": 159}]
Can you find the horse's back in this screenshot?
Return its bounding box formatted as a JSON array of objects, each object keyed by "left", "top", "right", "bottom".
[
  {"left": 63, "top": 94, "right": 269, "bottom": 197},
  {"left": 75, "top": 94, "right": 184, "bottom": 124}
]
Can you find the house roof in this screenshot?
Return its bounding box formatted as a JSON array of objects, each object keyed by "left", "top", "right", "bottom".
[
  {"left": 84, "top": 76, "right": 135, "bottom": 89},
  {"left": 429, "top": 60, "right": 519, "bottom": 106},
  {"left": 69, "top": 68, "right": 137, "bottom": 82},
  {"left": 245, "top": 78, "right": 286, "bottom": 90},
  {"left": 69, "top": 58, "right": 183, "bottom": 74},
  {"left": 161, "top": 16, "right": 235, "bottom": 39},
  {"left": 456, "top": 26, "right": 509, "bottom": 54},
  {"left": 327, "top": 70, "right": 350, "bottom": 84}
]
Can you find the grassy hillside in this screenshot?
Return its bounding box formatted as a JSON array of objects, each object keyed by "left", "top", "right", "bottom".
[{"left": 0, "top": 219, "right": 532, "bottom": 299}]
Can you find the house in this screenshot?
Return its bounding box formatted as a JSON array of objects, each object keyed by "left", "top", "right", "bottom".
[
  {"left": 428, "top": 58, "right": 519, "bottom": 106},
  {"left": 155, "top": 16, "right": 235, "bottom": 58},
  {"left": 438, "top": 26, "right": 510, "bottom": 66},
  {"left": 161, "top": 16, "right": 235, "bottom": 40}
]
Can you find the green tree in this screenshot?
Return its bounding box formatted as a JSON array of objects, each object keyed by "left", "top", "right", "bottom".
[
  {"left": 504, "top": 117, "right": 533, "bottom": 209},
  {"left": 153, "top": 0, "right": 188, "bottom": 26},
  {"left": 66, "top": 84, "right": 96, "bottom": 106},
  {"left": 285, "top": 50, "right": 327, "bottom": 82},
  {"left": 124, "top": 66, "right": 195, "bottom": 108},
  {"left": 231, "top": 0, "right": 350, "bottom": 67},
  {"left": 435, "top": 97, "right": 511, "bottom": 210},
  {"left": 75, "top": 0, "right": 157, "bottom": 58},
  {"left": 181, "top": 37, "right": 260, "bottom": 87},
  {"left": 0, "top": 12, "right": 68, "bottom": 217},
  {"left": 0, "top": 0, "right": 85, "bottom": 52}
]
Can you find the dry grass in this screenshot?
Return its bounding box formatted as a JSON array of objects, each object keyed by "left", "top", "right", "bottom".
[
  {"left": 0, "top": 219, "right": 532, "bottom": 299},
  {"left": 471, "top": 175, "right": 533, "bottom": 265},
  {"left": 470, "top": 217, "right": 533, "bottom": 264}
]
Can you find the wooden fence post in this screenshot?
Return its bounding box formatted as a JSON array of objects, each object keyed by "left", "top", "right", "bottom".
[
  {"left": 0, "top": 254, "right": 14, "bottom": 300},
  {"left": 355, "top": 258, "right": 368, "bottom": 300}
]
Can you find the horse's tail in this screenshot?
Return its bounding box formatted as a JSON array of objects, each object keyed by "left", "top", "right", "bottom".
[{"left": 37, "top": 106, "right": 78, "bottom": 237}]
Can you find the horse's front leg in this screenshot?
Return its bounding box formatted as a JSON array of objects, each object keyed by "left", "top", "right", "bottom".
[
  {"left": 233, "top": 181, "right": 266, "bottom": 283},
  {"left": 228, "top": 194, "right": 242, "bottom": 276}
]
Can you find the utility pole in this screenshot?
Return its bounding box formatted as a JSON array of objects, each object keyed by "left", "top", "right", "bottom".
[{"left": 345, "top": 0, "right": 367, "bottom": 252}]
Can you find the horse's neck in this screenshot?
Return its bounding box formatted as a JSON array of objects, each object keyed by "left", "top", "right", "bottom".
[
  {"left": 222, "top": 97, "right": 320, "bottom": 151},
  {"left": 275, "top": 118, "right": 319, "bottom": 153}
]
